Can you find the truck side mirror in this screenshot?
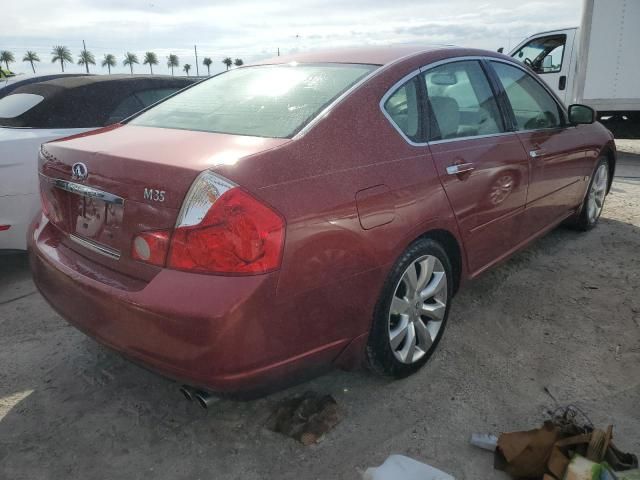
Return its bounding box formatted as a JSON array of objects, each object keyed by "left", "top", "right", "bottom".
[
  {"left": 568, "top": 104, "right": 596, "bottom": 124},
  {"left": 497, "top": 47, "right": 504, "bottom": 53}
]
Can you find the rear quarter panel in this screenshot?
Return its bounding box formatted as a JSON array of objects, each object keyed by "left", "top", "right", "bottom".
[{"left": 213, "top": 59, "right": 463, "bottom": 344}]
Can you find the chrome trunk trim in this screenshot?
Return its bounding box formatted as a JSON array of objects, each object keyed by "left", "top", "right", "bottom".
[
  {"left": 69, "top": 234, "right": 121, "bottom": 260},
  {"left": 40, "top": 174, "right": 124, "bottom": 206}
]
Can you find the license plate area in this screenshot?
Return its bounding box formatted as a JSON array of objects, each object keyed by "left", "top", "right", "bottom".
[
  {"left": 40, "top": 176, "right": 125, "bottom": 257},
  {"left": 71, "top": 194, "right": 124, "bottom": 251}
]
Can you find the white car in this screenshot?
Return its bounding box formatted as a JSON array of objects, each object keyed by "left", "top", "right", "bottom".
[{"left": 0, "top": 75, "right": 194, "bottom": 251}]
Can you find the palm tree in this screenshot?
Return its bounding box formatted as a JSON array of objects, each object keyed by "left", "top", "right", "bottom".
[
  {"left": 22, "top": 51, "right": 40, "bottom": 73},
  {"left": 183, "top": 64, "right": 191, "bottom": 76},
  {"left": 222, "top": 57, "right": 233, "bottom": 71},
  {"left": 51, "top": 45, "right": 73, "bottom": 72},
  {"left": 167, "top": 54, "right": 179, "bottom": 76},
  {"left": 202, "top": 57, "right": 212, "bottom": 76},
  {"left": 101, "top": 54, "right": 116, "bottom": 74},
  {"left": 234, "top": 58, "right": 244, "bottom": 67},
  {"left": 1, "top": 50, "right": 15, "bottom": 71},
  {"left": 77, "top": 49, "right": 95, "bottom": 73},
  {"left": 123, "top": 52, "right": 138, "bottom": 75},
  {"left": 143, "top": 51, "right": 158, "bottom": 74}
]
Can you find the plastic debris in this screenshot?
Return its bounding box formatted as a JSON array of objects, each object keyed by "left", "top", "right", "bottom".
[
  {"left": 362, "top": 455, "right": 455, "bottom": 480},
  {"left": 563, "top": 454, "right": 599, "bottom": 480},
  {"left": 470, "top": 433, "right": 499, "bottom": 451}
]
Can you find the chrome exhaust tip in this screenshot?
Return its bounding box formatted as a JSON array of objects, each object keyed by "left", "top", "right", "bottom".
[
  {"left": 194, "top": 390, "right": 218, "bottom": 409},
  {"left": 179, "top": 385, "right": 196, "bottom": 401}
]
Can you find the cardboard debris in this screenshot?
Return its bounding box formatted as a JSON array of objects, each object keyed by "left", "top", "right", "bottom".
[{"left": 491, "top": 407, "right": 637, "bottom": 479}]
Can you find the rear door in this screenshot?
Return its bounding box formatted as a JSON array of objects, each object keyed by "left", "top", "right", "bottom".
[
  {"left": 424, "top": 59, "right": 530, "bottom": 276},
  {"left": 489, "top": 60, "right": 589, "bottom": 239}
]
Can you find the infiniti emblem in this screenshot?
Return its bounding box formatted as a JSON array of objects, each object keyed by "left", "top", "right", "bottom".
[{"left": 71, "top": 162, "right": 88, "bottom": 180}]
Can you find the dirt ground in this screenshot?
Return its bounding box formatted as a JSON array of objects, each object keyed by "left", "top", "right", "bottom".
[{"left": 1, "top": 144, "right": 639, "bottom": 480}]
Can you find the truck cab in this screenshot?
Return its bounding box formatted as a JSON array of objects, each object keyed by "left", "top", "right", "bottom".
[
  {"left": 508, "top": 0, "right": 640, "bottom": 126},
  {"left": 509, "top": 28, "right": 578, "bottom": 106}
]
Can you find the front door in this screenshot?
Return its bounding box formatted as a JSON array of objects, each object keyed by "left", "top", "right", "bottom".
[
  {"left": 423, "top": 60, "right": 530, "bottom": 276},
  {"left": 489, "top": 60, "right": 589, "bottom": 239}
]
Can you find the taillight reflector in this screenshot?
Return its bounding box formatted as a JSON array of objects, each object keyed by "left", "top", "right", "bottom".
[{"left": 131, "top": 231, "right": 170, "bottom": 266}]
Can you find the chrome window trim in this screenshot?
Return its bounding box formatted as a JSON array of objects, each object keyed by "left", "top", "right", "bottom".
[
  {"left": 41, "top": 174, "right": 125, "bottom": 205},
  {"left": 69, "top": 234, "right": 121, "bottom": 260},
  {"left": 428, "top": 130, "right": 519, "bottom": 146},
  {"left": 379, "top": 68, "right": 427, "bottom": 147},
  {"left": 378, "top": 55, "right": 570, "bottom": 147}
]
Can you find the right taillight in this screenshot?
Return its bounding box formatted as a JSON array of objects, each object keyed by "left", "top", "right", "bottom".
[{"left": 164, "top": 171, "right": 285, "bottom": 275}]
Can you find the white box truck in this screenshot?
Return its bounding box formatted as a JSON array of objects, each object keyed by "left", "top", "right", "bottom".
[{"left": 508, "top": 0, "right": 640, "bottom": 124}]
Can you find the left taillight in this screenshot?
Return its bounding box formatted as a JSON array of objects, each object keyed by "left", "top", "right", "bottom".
[{"left": 132, "top": 171, "right": 286, "bottom": 275}]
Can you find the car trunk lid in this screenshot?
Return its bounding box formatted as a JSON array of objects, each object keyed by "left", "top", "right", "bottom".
[{"left": 39, "top": 124, "right": 289, "bottom": 280}]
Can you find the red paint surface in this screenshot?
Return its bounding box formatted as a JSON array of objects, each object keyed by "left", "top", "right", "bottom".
[{"left": 29, "top": 47, "right": 615, "bottom": 394}]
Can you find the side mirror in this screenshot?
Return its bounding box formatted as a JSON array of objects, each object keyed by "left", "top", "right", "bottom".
[
  {"left": 568, "top": 104, "right": 596, "bottom": 125},
  {"left": 497, "top": 47, "right": 504, "bottom": 53}
]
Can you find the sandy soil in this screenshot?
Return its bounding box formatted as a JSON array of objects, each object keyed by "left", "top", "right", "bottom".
[{"left": 1, "top": 159, "right": 639, "bottom": 479}]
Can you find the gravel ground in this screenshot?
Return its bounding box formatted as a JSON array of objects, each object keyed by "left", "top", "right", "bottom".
[{"left": 1, "top": 145, "right": 639, "bottom": 480}]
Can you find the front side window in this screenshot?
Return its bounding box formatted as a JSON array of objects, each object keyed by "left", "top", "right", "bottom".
[
  {"left": 512, "top": 35, "right": 566, "bottom": 74},
  {"left": 383, "top": 77, "right": 420, "bottom": 141},
  {"left": 424, "top": 60, "right": 504, "bottom": 140},
  {"left": 130, "top": 64, "right": 377, "bottom": 138},
  {"left": 491, "top": 61, "right": 562, "bottom": 131}
]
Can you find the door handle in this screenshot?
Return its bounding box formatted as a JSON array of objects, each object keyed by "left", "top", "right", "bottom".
[
  {"left": 529, "top": 149, "right": 547, "bottom": 158},
  {"left": 446, "top": 163, "right": 475, "bottom": 175},
  {"left": 559, "top": 75, "right": 567, "bottom": 90}
]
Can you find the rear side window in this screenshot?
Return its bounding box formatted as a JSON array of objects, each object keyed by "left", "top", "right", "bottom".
[
  {"left": 424, "top": 61, "right": 504, "bottom": 140},
  {"left": 491, "top": 61, "right": 562, "bottom": 130},
  {"left": 135, "top": 88, "right": 179, "bottom": 107},
  {"left": 105, "top": 88, "right": 181, "bottom": 125},
  {"left": 383, "top": 77, "right": 420, "bottom": 141},
  {"left": 129, "top": 64, "right": 377, "bottom": 138},
  {"left": 106, "top": 95, "right": 144, "bottom": 125},
  {"left": 0, "top": 93, "right": 44, "bottom": 119}
]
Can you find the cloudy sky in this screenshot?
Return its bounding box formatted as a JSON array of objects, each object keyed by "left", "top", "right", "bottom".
[{"left": 3, "top": 0, "right": 583, "bottom": 76}]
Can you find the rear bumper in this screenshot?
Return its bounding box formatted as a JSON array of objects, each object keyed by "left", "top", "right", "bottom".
[{"left": 29, "top": 216, "right": 351, "bottom": 394}]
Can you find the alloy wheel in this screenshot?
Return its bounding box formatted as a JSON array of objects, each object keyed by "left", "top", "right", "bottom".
[
  {"left": 388, "top": 255, "right": 448, "bottom": 364},
  {"left": 587, "top": 163, "right": 608, "bottom": 223}
]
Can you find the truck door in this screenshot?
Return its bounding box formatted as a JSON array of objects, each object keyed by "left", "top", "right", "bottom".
[{"left": 510, "top": 29, "right": 576, "bottom": 105}]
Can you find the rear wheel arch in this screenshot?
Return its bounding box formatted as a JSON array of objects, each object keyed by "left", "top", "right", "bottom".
[
  {"left": 411, "top": 229, "right": 462, "bottom": 296},
  {"left": 599, "top": 145, "right": 616, "bottom": 193}
]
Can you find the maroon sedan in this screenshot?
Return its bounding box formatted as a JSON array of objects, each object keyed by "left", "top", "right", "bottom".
[{"left": 30, "top": 46, "right": 615, "bottom": 400}]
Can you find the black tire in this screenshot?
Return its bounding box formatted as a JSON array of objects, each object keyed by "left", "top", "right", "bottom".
[
  {"left": 366, "top": 238, "right": 453, "bottom": 378},
  {"left": 569, "top": 157, "right": 610, "bottom": 231}
]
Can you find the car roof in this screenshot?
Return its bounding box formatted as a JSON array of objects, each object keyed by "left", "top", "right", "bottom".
[
  {"left": 256, "top": 45, "right": 457, "bottom": 66},
  {"left": 2, "top": 75, "right": 196, "bottom": 129},
  {"left": 0, "top": 74, "right": 93, "bottom": 99}
]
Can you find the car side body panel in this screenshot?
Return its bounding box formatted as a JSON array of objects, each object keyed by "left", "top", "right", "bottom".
[{"left": 28, "top": 47, "right": 613, "bottom": 394}]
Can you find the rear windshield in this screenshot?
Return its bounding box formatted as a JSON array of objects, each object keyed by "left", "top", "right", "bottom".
[
  {"left": 0, "top": 93, "right": 44, "bottom": 119},
  {"left": 129, "top": 63, "right": 377, "bottom": 138}
]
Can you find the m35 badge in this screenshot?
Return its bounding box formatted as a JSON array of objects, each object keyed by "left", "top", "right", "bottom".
[{"left": 144, "top": 188, "right": 165, "bottom": 202}]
